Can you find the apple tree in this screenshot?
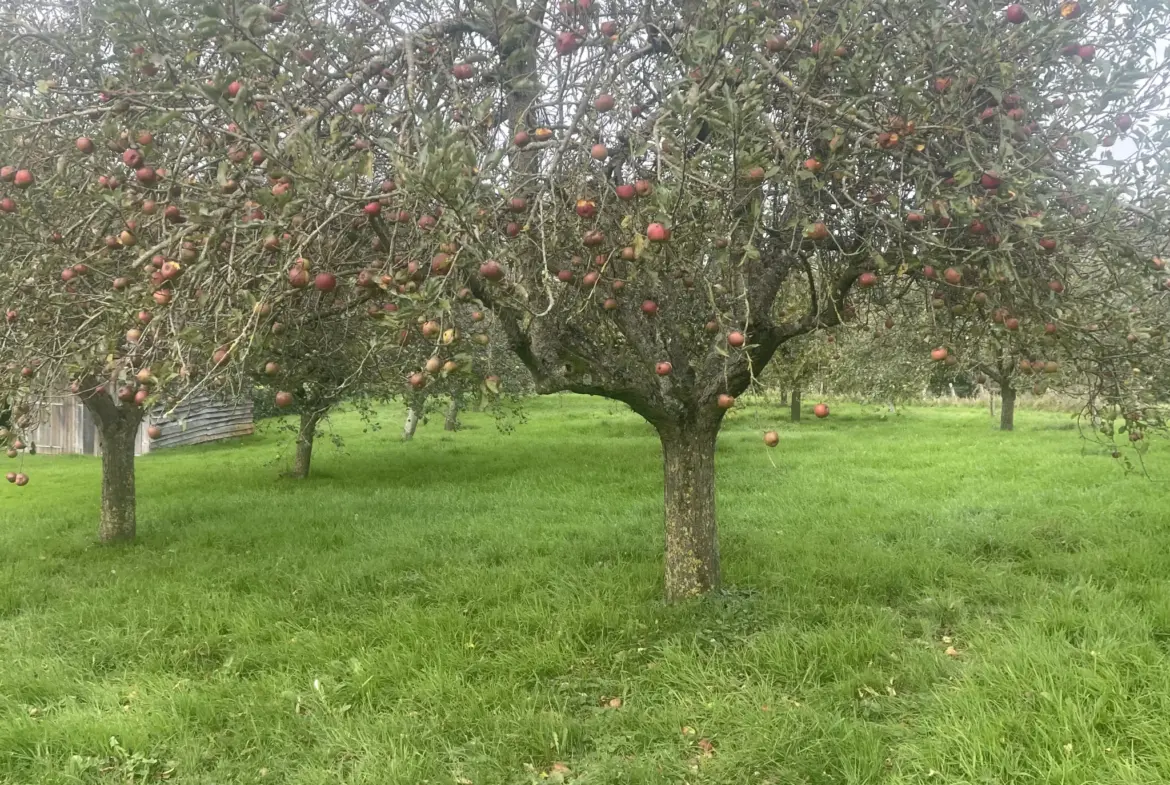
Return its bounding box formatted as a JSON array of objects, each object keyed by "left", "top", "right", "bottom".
[
  {"left": 0, "top": 0, "right": 467, "bottom": 532},
  {"left": 377, "top": 0, "right": 1170, "bottom": 600}
]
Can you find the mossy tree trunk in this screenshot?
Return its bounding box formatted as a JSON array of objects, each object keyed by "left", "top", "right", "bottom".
[
  {"left": 82, "top": 393, "right": 143, "bottom": 544},
  {"left": 658, "top": 421, "right": 720, "bottom": 602}
]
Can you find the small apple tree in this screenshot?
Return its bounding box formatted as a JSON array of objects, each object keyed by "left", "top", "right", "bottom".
[
  {"left": 382, "top": 0, "right": 1169, "bottom": 599},
  {"left": 0, "top": 0, "right": 469, "bottom": 531}
]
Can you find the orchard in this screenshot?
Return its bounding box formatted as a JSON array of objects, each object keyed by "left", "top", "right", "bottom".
[{"left": 2, "top": 0, "right": 1169, "bottom": 603}]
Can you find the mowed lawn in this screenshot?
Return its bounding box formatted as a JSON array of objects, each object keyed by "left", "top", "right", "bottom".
[{"left": 2, "top": 396, "right": 1170, "bottom": 785}]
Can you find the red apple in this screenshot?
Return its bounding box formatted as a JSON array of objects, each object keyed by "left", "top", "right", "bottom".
[
  {"left": 764, "top": 430, "right": 779, "bottom": 447},
  {"left": 1048, "top": 279, "right": 1064, "bottom": 293},
  {"left": 0, "top": 198, "right": 15, "bottom": 213},
  {"left": 717, "top": 394, "right": 735, "bottom": 409},
  {"left": 813, "top": 403, "right": 829, "bottom": 418},
  {"left": 593, "top": 94, "right": 615, "bottom": 112},
  {"left": 513, "top": 130, "right": 530, "bottom": 147},
  {"left": 931, "top": 347, "right": 948, "bottom": 362},
  {"left": 647, "top": 223, "right": 670, "bottom": 242},
  {"left": 616, "top": 184, "right": 636, "bottom": 200},
  {"left": 805, "top": 222, "right": 829, "bottom": 241},
  {"left": 479, "top": 260, "right": 504, "bottom": 281},
  {"left": 1077, "top": 44, "right": 1095, "bottom": 61},
  {"left": 554, "top": 31, "right": 579, "bottom": 56},
  {"left": 590, "top": 143, "right": 608, "bottom": 160},
  {"left": 75, "top": 137, "right": 95, "bottom": 154},
  {"left": 803, "top": 158, "right": 822, "bottom": 173},
  {"left": 858, "top": 272, "right": 878, "bottom": 288},
  {"left": 656, "top": 361, "right": 673, "bottom": 376},
  {"left": 1005, "top": 3, "right": 1026, "bottom": 23},
  {"left": 275, "top": 391, "right": 294, "bottom": 408},
  {"left": 1005, "top": 317, "right": 1020, "bottom": 331},
  {"left": 13, "top": 169, "right": 33, "bottom": 188},
  {"left": 727, "top": 331, "right": 746, "bottom": 347},
  {"left": 575, "top": 199, "right": 597, "bottom": 218},
  {"left": 980, "top": 172, "right": 1002, "bottom": 189},
  {"left": 634, "top": 179, "right": 653, "bottom": 197},
  {"left": 641, "top": 300, "right": 658, "bottom": 316}
]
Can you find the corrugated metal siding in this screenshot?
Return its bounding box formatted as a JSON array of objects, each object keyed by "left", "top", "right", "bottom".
[
  {"left": 148, "top": 392, "right": 254, "bottom": 451},
  {"left": 27, "top": 391, "right": 253, "bottom": 456}
]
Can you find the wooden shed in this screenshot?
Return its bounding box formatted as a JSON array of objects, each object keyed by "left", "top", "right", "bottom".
[{"left": 30, "top": 391, "right": 254, "bottom": 456}]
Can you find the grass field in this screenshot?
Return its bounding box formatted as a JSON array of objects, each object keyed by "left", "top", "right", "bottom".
[{"left": 2, "top": 395, "right": 1170, "bottom": 784}]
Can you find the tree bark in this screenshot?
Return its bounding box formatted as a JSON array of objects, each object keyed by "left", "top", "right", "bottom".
[
  {"left": 444, "top": 393, "right": 461, "bottom": 431},
  {"left": 659, "top": 422, "right": 720, "bottom": 603},
  {"left": 403, "top": 393, "right": 426, "bottom": 440},
  {"left": 291, "top": 411, "right": 321, "bottom": 479},
  {"left": 1000, "top": 385, "right": 1016, "bottom": 431},
  {"left": 83, "top": 397, "right": 142, "bottom": 544},
  {"left": 790, "top": 388, "right": 802, "bottom": 422},
  {"left": 779, "top": 390, "right": 788, "bottom": 405}
]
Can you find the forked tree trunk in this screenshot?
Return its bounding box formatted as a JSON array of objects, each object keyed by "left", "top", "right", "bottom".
[
  {"left": 84, "top": 397, "right": 143, "bottom": 544},
  {"left": 1000, "top": 385, "right": 1016, "bottom": 431},
  {"left": 790, "top": 388, "right": 802, "bottom": 422},
  {"left": 444, "top": 394, "right": 461, "bottom": 431},
  {"left": 291, "top": 411, "right": 321, "bottom": 479},
  {"left": 658, "top": 422, "right": 720, "bottom": 602},
  {"left": 403, "top": 393, "right": 426, "bottom": 440}
]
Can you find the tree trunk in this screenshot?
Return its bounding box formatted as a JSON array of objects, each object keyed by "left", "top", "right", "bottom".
[
  {"left": 790, "top": 388, "right": 802, "bottom": 422},
  {"left": 84, "top": 398, "right": 142, "bottom": 544},
  {"left": 779, "top": 390, "right": 788, "bottom": 406},
  {"left": 444, "top": 394, "right": 461, "bottom": 431},
  {"left": 1000, "top": 385, "right": 1016, "bottom": 431},
  {"left": 659, "top": 423, "right": 720, "bottom": 603},
  {"left": 403, "top": 393, "right": 426, "bottom": 440},
  {"left": 291, "top": 411, "right": 321, "bottom": 479}
]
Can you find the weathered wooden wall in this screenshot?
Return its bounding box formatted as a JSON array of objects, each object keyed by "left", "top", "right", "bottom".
[
  {"left": 29, "top": 392, "right": 253, "bottom": 456},
  {"left": 149, "top": 392, "right": 254, "bottom": 451}
]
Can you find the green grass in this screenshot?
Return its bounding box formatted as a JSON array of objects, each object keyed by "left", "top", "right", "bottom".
[{"left": 2, "top": 396, "right": 1170, "bottom": 784}]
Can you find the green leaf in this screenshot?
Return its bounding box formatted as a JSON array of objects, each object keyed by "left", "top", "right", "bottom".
[{"left": 221, "top": 40, "right": 259, "bottom": 55}]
